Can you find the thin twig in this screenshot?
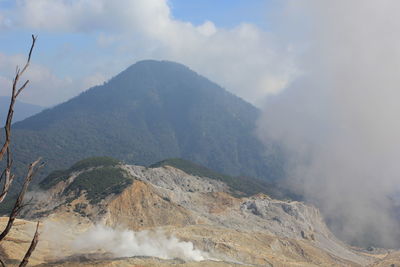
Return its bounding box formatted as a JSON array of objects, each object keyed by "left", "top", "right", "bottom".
[
  {"left": 19, "top": 221, "right": 40, "bottom": 267},
  {"left": 15, "top": 80, "right": 30, "bottom": 98}
]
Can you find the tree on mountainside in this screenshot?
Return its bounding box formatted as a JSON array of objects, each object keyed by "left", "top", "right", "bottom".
[{"left": 0, "top": 35, "right": 43, "bottom": 267}]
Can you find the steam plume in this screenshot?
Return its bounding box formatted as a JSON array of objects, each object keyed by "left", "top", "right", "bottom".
[
  {"left": 73, "top": 224, "right": 208, "bottom": 261},
  {"left": 41, "top": 222, "right": 209, "bottom": 261},
  {"left": 258, "top": 0, "right": 400, "bottom": 247}
]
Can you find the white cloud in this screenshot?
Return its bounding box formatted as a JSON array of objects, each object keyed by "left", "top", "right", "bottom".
[
  {"left": 196, "top": 21, "right": 217, "bottom": 37},
  {"left": 0, "top": 13, "right": 4, "bottom": 28},
  {"left": 81, "top": 72, "right": 107, "bottom": 89},
  {"left": 0, "top": 0, "right": 294, "bottom": 106},
  {"left": 0, "top": 52, "right": 85, "bottom": 106},
  {"left": 0, "top": 10, "right": 11, "bottom": 29}
]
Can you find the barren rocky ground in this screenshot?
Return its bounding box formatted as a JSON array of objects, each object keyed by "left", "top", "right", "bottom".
[{"left": 1, "top": 164, "right": 399, "bottom": 266}]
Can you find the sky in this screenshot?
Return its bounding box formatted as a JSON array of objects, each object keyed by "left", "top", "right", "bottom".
[{"left": 0, "top": 0, "right": 291, "bottom": 106}]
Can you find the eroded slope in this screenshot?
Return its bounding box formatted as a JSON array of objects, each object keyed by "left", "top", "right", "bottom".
[{"left": 3, "top": 160, "right": 393, "bottom": 266}]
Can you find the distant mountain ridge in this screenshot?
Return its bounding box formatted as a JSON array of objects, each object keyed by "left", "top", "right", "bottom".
[
  {"left": 9, "top": 60, "right": 283, "bottom": 185},
  {"left": 0, "top": 96, "right": 43, "bottom": 125}
]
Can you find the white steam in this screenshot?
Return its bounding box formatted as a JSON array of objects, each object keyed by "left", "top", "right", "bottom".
[
  {"left": 41, "top": 221, "right": 208, "bottom": 262},
  {"left": 258, "top": 0, "right": 400, "bottom": 248},
  {"left": 73, "top": 224, "right": 208, "bottom": 261}
]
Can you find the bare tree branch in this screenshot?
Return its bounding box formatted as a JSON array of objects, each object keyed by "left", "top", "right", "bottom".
[
  {"left": 19, "top": 221, "right": 40, "bottom": 267},
  {"left": 0, "top": 35, "right": 37, "bottom": 162},
  {"left": 0, "top": 35, "right": 37, "bottom": 204},
  {"left": 0, "top": 158, "right": 43, "bottom": 242},
  {"left": 15, "top": 80, "right": 30, "bottom": 98},
  {"left": 0, "top": 148, "right": 15, "bottom": 203}
]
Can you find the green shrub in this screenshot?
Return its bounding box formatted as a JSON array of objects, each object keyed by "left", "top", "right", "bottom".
[
  {"left": 39, "top": 157, "right": 121, "bottom": 190},
  {"left": 64, "top": 166, "right": 132, "bottom": 204},
  {"left": 39, "top": 169, "right": 70, "bottom": 190}
]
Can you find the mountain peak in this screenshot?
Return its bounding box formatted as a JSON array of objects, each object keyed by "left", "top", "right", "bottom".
[
  {"left": 117, "top": 59, "right": 195, "bottom": 82},
  {"left": 10, "top": 60, "right": 280, "bottom": 189},
  {"left": 130, "top": 59, "right": 191, "bottom": 69}
]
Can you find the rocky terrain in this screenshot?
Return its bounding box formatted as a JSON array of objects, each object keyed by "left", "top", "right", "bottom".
[{"left": 1, "top": 158, "right": 399, "bottom": 266}]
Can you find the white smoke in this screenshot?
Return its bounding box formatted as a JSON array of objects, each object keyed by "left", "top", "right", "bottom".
[
  {"left": 41, "top": 221, "right": 209, "bottom": 262},
  {"left": 73, "top": 224, "right": 208, "bottom": 261},
  {"left": 258, "top": 0, "right": 400, "bottom": 248}
]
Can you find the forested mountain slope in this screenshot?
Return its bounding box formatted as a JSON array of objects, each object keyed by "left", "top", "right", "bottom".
[{"left": 10, "top": 60, "right": 282, "bottom": 184}]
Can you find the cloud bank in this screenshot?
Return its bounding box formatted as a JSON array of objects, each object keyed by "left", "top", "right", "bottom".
[
  {"left": 0, "top": 0, "right": 293, "bottom": 106},
  {"left": 258, "top": 0, "right": 400, "bottom": 248}
]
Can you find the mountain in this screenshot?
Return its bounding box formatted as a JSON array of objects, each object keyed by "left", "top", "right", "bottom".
[
  {"left": 2, "top": 157, "right": 389, "bottom": 266},
  {"left": 9, "top": 60, "right": 283, "bottom": 185},
  {"left": 0, "top": 96, "right": 44, "bottom": 125}
]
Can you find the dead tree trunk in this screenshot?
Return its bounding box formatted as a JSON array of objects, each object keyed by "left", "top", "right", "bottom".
[{"left": 0, "top": 35, "right": 44, "bottom": 267}]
